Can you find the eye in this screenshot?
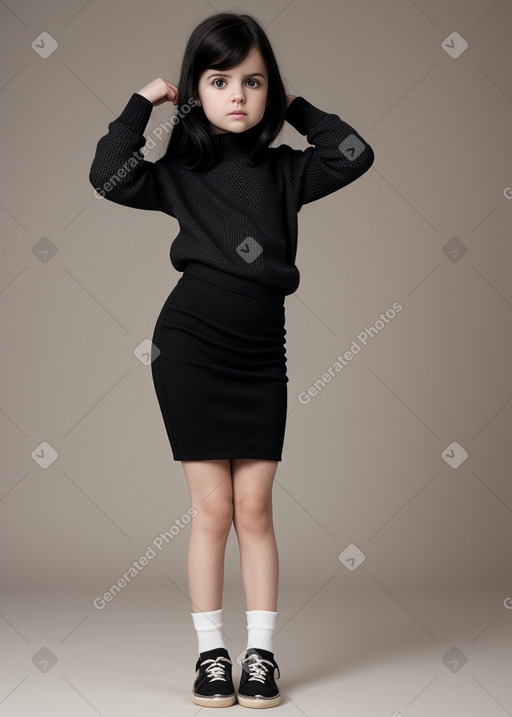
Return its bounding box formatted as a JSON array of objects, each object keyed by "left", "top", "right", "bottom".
[{"left": 211, "top": 78, "right": 261, "bottom": 88}]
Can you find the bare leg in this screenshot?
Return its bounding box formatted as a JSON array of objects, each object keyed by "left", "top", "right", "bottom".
[
  {"left": 231, "top": 458, "right": 279, "bottom": 611},
  {"left": 181, "top": 459, "right": 233, "bottom": 612}
]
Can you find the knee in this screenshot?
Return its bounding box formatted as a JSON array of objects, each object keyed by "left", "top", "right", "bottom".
[
  {"left": 234, "top": 494, "right": 272, "bottom": 535},
  {"left": 196, "top": 497, "right": 233, "bottom": 539}
]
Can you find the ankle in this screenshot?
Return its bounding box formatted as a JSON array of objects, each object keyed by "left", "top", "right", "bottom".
[
  {"left": 191, "top": 608, "right": 226, "bottom": 653},
  {"left": 246, "top": 609, "right": 278, "bottom": 652}
]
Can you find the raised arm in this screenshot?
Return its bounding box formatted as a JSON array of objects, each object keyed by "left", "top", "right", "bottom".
[
  {"left": 283, "top": 96, "right": 374, "bottom": 210},
  {"left": 88, "top": 79, "right": 178, "bottom": 213}
]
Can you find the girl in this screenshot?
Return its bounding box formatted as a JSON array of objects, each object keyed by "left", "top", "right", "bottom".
[{"left": 89, "top": 11, "right": 374, "bottom": 709}]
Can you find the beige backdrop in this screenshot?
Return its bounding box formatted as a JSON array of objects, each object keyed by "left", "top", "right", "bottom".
[{"left": 1, "top": 1, "right": 512, "bottom": 712}]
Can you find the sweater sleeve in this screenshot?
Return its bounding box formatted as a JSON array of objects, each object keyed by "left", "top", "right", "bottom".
[
  {"left": 88, "top": 92, "right": 174, "bottom": 214},
  {"left": 283, "top": 96, "right": 374, "bottom": 210}
]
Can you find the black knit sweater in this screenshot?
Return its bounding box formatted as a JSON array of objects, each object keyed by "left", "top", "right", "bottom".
[{"left": 89, "top": 92, "right": 374, "bottom": 295}]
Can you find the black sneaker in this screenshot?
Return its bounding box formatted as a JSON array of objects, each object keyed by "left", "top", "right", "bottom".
[
  {"left": 192, "top": 647, "right": 237, "bottom": 707},
  {"left": 237, "top": 647, "right": 281, "bottom": 708}
]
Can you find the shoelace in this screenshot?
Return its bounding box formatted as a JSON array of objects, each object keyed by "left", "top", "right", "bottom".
[
  {"left": 201, "top": 656, "right": 231, "bottom": 682},
  {"left": 243, "top": 654, "right": 278, "bottom": 684}
]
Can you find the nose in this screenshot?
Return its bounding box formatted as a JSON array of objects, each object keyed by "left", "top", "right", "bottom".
[{"left": 231, "top": 85, "right": 245, "bottom": 103}]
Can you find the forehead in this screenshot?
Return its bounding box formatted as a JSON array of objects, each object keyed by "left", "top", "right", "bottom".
[{"left": 201, "top": 46, "right": 266, "bottom": 78}]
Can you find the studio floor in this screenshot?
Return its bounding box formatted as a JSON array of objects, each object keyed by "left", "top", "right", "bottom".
[{"left": 1, "top": 582, "right": 510, "bottom": 716}]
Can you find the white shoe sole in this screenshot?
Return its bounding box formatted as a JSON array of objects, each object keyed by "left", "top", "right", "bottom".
[
  {"left": 192, "top": 692, "right": 237, "bottom": 707},
  {"left": 237, "top": 693, "right": 281, "bottom": 708}
]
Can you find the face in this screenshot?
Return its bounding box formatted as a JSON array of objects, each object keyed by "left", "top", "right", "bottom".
[{"left": 195, "top": 46, "right": 270, "bottom": 135}]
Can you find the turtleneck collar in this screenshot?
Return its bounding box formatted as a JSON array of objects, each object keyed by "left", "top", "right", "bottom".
[{"left": 210, "top": 124, "right": 260, "bottom": 160}]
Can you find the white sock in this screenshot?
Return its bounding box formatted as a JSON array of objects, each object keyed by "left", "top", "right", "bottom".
[
  {"left": 191, "top": 608, "right": 226, "bottom": 654},
  {"left": 246, "top": 610, "right": 278, "bottom": 653}
]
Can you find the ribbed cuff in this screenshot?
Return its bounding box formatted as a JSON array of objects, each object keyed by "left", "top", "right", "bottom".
[
  {"left": 246, "top": 610, "right": 278, "bottom": 626},
  {"left": 191, "top": 609, "right": 223, "bottom": 630},
  {"left": 113, "top": 92, "right": 154, "bottom": 133},
  {"left": 285, "top": 96, "right": 329, "bottom": 136}
]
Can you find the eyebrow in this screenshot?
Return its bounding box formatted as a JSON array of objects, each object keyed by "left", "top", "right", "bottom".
[{"left": 207, "top": 72, "right": 266, "bottom": 80}]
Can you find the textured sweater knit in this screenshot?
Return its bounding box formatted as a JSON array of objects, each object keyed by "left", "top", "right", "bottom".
[{"left": 89, "top": 92, "right": 374, "bottom": 295}]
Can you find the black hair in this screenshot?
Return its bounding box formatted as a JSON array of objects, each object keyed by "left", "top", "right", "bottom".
[{"left": 163, "top": 11, "right": 288, "bottom": 172}]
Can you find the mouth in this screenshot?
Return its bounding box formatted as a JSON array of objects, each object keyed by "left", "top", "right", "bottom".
[{"left": 228, "top": 111, "right": 247, "bottom": 116}]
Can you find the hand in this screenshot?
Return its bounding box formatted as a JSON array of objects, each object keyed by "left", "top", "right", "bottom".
[
  {"left": 286, "top": 94, "right": 297, "bottom": 109},
  {"left": 137, "top": 78, "right": 179, "bottom": 107}
]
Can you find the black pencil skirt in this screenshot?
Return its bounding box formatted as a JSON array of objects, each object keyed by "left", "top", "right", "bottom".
[{"left": 150, "top": 262, "right": 289, "bottom": 461}]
